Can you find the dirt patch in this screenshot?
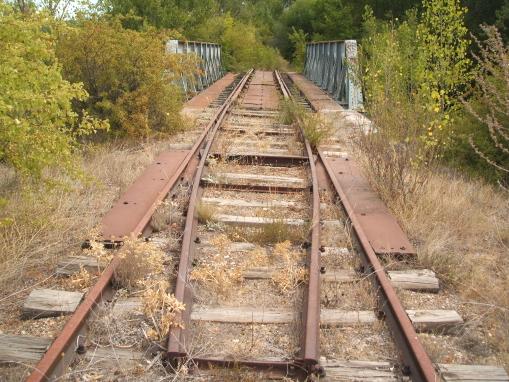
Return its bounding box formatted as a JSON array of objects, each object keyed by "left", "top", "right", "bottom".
[
  {"left": 320, "top": 323, "right": 399, "bottom": 362},
  {"left": 188, "top": 322, "right": 300, "bottom": 360}
]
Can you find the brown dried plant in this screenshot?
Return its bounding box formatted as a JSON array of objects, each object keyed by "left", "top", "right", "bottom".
[
  {"left": 196, "top": 202, "right": 217, "bottom": 224},
  {"left": 114, "top": 238, "right": 165, "bottom": 290},
  {"left": 68, "top": 266, "right": 94, "bottom": 290},
  {"left": 190, "top": 234, "right": 245, "bottom": 298},
  {"left": 141, "top": 279, "right": 185, "bottom": 341},
  {"left": 270, "top": 241, "right": 307, "bottom": 295}
]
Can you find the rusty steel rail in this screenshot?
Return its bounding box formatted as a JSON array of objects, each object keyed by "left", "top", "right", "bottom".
[
  {"left": 275, "top": 70, "right": 322, "bottom": 374},
  {"left": 26, "top": 72, "right": 252, "bottom": 382},
  {"left": 167, "top": 70, "right": 323, "bottom": 378},
  {"left": 167, "top": 69, "right": 254, "bottom": 359},
  {"left": 282, "top": 72, "right": 437, "bottom": 381},
  {"left": 316, "top": 149, "right": 438, "bottom": 382}
]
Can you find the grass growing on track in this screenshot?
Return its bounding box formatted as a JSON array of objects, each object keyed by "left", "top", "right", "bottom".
[
  {"left": 319, "top": 101, "right": 509, "bottom": 366},
  {"left": 224, "top": 219, "right": 308, "bottom": 245},
  {"left": 279, "top": 98, "right": 331, "bottom": 149},
  {"left": 113, "top": 238, "right": 165, "bottom": 290},
  {"left": 196, "top": 202, "right": 217, "bottom": 224}
]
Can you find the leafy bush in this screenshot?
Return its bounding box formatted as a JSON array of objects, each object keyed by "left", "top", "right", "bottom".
[
  {"left": 357, "top": 1, "right": 472, "bottom": 206},
  {"left": 288, "top": 27, "right": 307, "bottom": 71},
  {"left": 56, "top": 19, "right": 195, "bottom": 138},
  {"left": 0, "top": 3, "right": 102, "bottom": 179},
  {"left": 193, "top": 15, "right": 286, "bottom": 71}
]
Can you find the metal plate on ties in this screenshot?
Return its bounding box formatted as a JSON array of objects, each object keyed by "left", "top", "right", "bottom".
[
  {"left": 101, "top": 150, "right": 189, "bottom": 240},
  {"left": 324, "top": 155, "right": 416, "bottom": 256}
]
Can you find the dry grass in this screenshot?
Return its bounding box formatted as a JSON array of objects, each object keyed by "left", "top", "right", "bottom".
[
  {"left": 392, "top": 172, "right": 509, "bottom": 366},
  {"left": 196, "top": 202, "right": 217, "bottom": 224},
  {"left": 225, "top": 219, "right": 308, "bottom": 245},
  {"left": 321, "top": 279, "right": 375, "bottom": 310},
  {"left": 0, "top": 140, "right": 173, "bottom": 299},
  {"left": 301, "top": 113, "right": 332, "bottom": 149},
  {"left": 279, "top": 98, "right": 305, "bottom": 125},
  {"left": 279, "top": 98, "right": 332, "bottom": 149},
  {"left": 271, "top": 241, "right": 307, "bottom": 295}
]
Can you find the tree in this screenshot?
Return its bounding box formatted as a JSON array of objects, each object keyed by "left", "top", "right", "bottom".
[
  {"left": 0, "top": 2, "right": 101, "bottom": 179},
  {"left": 311, "top": 0, "right": 357, "bottom": 40},
  {"left": 56, "top": 18, "right": 194, "bottom": 137},
  {"left": 496, "top": 0, "right": 509, "bottom": 40},
  {"left": 357, "top": 0, "right": 473, "bottom": 203},
  {"left": 102, "top": 0, "right": 220, "bottom": 34},
  {"left": 416, "top": 0, "right": 472, "bottom": 145},
  {"left": 288, "top": 27, "right": 307, "bottom": 70}
]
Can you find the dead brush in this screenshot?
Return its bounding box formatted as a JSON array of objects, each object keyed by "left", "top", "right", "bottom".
[
  {"left": 0, "top": 139, "right": 172, "bottom": 298},
  {"left": 140, "top": 279, "right": 185, "bottom": 341},
  {"left": 190, "top": 255, "right": 245, "bottom": 298},
  {"left": 214, "top": 133, "right": 237, "bottom": 158},
  {"left": 150, "top": 200, "right": 173, "bottom": 232},
  {"left": 113, "top": 238, "right": 165, "bottom": 290},
  {"left": 190, "top": 234, "right": 245, "bottom": 298},
  {"left": 270, "top": 241, "right": 307, "bottom": 295},
  {"left": 67, "top": 266, "right": 94, "bottom": 290},
  {"left": 196, "top": 202, "right": 217, "bottom": 224}
]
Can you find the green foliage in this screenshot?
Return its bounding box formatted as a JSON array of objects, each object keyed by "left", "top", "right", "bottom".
[
  {"left": 362, "top": 0, "right": 472, "bottom": 148},
  {"left": 56, "top": 19, "right": 193, "bottom": 138},
  {"left": 277, "top": 0, "right": 358, "bottom": 58},
  {"left": 496, "top": 0, "right": 509, "bottom": 40},
  {"left": 102, "top": 0, "right": 219, "bottom": 34},
  {"left": 194, "top": 14, "right": 286, "bottom": 71},
  {"left": 444, "top": 109, "right": 509, "bottom": 184},
  {"left": 288, "top": 27, "right": 307, "bottom": 71},
  {"left": 358, "top": 0, "right": 473, "bottom": 203},
  {"left": 0, "top": 2, "right": 103, "bottom": 179},
  {"left": 100, "top": 0, "right": 509, "bottom": 69},
  {"left": 417, "top": 0, "right": 471, "bottom": 113}
]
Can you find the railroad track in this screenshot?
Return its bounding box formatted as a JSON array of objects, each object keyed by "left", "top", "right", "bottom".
[{"left": 1, "top": 70, "right": 507, "bottom": 382}]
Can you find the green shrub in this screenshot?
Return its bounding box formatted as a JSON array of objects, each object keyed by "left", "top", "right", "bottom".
[
  {"left": 56, "top": 19, "right": 195, "bottom": 138},
  {"left": 279, "top": 99, "right": 305, "bottom": 125},
  {"left": 288, "top": 27, "right": 307, "bottom": 71},
  {"left": 357, "top": 1, "right": 472, "bottom": 205},
  {"left": 0, "top": 3, "right": 103, "bottom": 180},
  {"left": 193, "top": 15, "right": 286, "bottom": 71}
]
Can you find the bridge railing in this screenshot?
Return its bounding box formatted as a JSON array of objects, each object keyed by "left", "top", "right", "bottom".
[
  {"left": 304, "top": 40, "right": 363, "bottom": 110},
  {"left": 166, "top": 40, "right": 223, "bottom": 95}
]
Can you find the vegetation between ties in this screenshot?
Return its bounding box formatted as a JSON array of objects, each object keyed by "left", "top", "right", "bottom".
[
  {"left": 0, "top": 0, "right": 508, "bottom": 375},
  {"left": 280, "top": 99, "right": 331, "bottom": 149}
]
